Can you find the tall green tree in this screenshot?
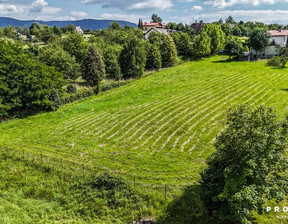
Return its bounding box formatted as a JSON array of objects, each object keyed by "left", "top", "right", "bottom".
[
  {"left": 146, "top": 44, "right": 162, "bottom": 70},
  {"left": 61, "top": 32, "right": 88, "bottom": 63},
  {"left": 194, "top": 30, "right": 211, "bottom": 58},
  {"left": 161, "top": 35, "right": 178, "bottom": 67},
  {"left": 119, "top": 36, "right": 146, "bottom": 78},
  {"left": 151, "top": 13, "right": 162, "bottom": 23},
  {"left": 82, "top": 45, "right": 105, "bottom": 90},
  {"left": 200, "top": 105, "right": 288, "bottom": 224},
  {"left": 249, "top": 28, "right": 270, "bottom": 56},
  {"left": 204, "top": 24, "right": 226, "bottom": 54},
  {"left": 172, "top": 32, "right": 192, "bottom": 56},
  {"left": 224, "top": 36, "right": 244, "bottom": 59}
]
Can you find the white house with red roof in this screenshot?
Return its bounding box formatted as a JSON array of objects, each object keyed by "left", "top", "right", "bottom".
[{"left": 251, "top": 30, "right": 288, "bottom": 58}]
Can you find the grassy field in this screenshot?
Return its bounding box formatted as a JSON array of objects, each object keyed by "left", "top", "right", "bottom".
[{"left": 1, "top": 56, "right": 288, "bottom": 188}]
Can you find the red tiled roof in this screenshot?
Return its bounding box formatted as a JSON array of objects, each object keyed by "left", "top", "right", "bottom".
[
  {"left": 269, "top": 30, "right": 288, "bottom": 36},
  {"left": 143, "top": 22, "right": 163, "bottom": 26}
]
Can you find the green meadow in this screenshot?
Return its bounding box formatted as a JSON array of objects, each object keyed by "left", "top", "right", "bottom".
[
  {"left": 1, "top": 56, "right": 288, "bottom": 186},
  {"left": 1, "top": 56, "right": 288, "bottom": 222}
]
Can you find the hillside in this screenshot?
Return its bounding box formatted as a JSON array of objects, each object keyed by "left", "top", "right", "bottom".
[
  {"left": 0, "top": 17, "right": 137, "bottom": 30},
  {"left": 1, "top": 56, "right": 288, "bottom": 188}
]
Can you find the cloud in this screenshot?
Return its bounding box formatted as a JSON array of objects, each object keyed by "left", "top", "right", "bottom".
[
  {"left": 191, "top": 5, "right": 202, "bottom": 11},
  {"left": 204, "top": 0, "right": 288, "bottom": 8},
  {"left": 99, "top": 13, "right": 149, "bottom": 23},
  {"left": 0, "top": 5, "right": 23, "bottom": 15},
  {"left": 71, "top": 11, "right": 88, "bottom": 17},
  {"left": 180, "top": 9, "right": 288, "bottom": 24},
  {"left": 80, "top": 0, "right": 172, "bottom": 11},
  {"left": 30, "top": 0, "right": 48, "bottom": 13}
]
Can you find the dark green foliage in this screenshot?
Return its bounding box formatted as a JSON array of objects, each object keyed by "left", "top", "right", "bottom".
[
  {"left": 146, "top": 44, "right": 162, "bottom": 70},
  {"left": 267, "top": 46, "right": 288, "bottom": 68},
  {"left": 62, "top": 24, "right": 75, "bottom": 33},
  {"left": 249, "top": 28, "right": 270, "bottom": 55},
  {"left": 109, "top": 21, "right": 121, "bottom": 30},
  {"left": 224, "top": 36, "right": 244, "bottom": 59},
  {"left": 200, "top": 105, "right": 288, "bottom": 224},
  {"left": 38, "top": 45, "right": 81, "bottom": 80},
  {"left": 49, "top": 89, "right": 61, "bottom": 111},
  {"left": 101, "top": 45, "right": 122, "bottom": 80},
  {"left": 119, "top": 36, "right": 146, "bottom": 78},
  {"left": 159, "top": 185, "right": 217, "bottom": 224},
  {"left": 152, "top": 13, "right": 162, "bottom": 23},
  {"left": 82, "top": 45, "right": 105, "bottom": 86},
  {"left": 0, "top": 40, "right": 62, "bottom": 118},
  {"left": 161, "top": 35, "right": 178, "bottom": 67},
  {"left": 148, "top": 32, "right": 164, "bottom": 47},
  {"left": 171, "top": 32, "right": 192, "bottom": 56},
  {"left": 29, "top": 22, "right": 42, "bottom": 35},
  {"left": 61, "top": 32, "right": 88, "bottom": 63},
  {"left": 66, "top": 84, "right": 77, "bottom": 94},
  {"left": 138, "top": 19, "right": 143, "bottom": 30},
  {"left": 225, "top": 16, "right": 236, "bottom": 24}
]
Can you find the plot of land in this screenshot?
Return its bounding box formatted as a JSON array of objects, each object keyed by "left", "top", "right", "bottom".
[{"left": 1, "top": 56, "right": 288, "bottom": 187}]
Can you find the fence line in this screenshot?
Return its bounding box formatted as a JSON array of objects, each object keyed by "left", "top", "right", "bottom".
[{"left": 0, "top": 146, "right": 191, "bottom": 200}]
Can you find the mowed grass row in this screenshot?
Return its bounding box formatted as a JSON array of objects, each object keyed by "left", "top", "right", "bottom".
[{"left": 1, "top": 56, "right": 288, "bottom": 186}]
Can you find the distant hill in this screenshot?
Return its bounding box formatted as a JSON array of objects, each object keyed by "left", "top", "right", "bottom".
[{"left": 0, "top": 17, "right": 137, "bottom": 30}]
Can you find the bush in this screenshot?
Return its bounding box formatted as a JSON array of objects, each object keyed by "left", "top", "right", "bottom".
[
  {"left": 267, "top": 56, "right": 281, "bottom": 67},
  {"left": 66, "top": 84, "right": 77, "bottom": 94}
]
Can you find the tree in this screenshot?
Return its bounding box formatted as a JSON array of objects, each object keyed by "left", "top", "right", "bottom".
[
  {"left": 194, "top": 30, "right": 211, "bottom": 58},
  {"left": 38, "top": 45, "right": 81, "bottom": 81},
  {"left": 148, "top": 32, "right": 164, "bottom": 47},
  {"left": 200, "top": 105, "right": 288, "bottom": 224},
  {"left": 224, "top": 36, "right": 244, "bottom": 59},
  {"left": 151, "top": 13, "right": 162, "bottom": 23},
  {"left": 138, "top": 19, "right": 143, "bottom": 30},
  {"left": 267, "top": 46, "right": 288, "bottom": 68},
  {"left": 161, "top": 35, "right": 178, "bottom": 67},
  {"left": 204, "top": 24, "right": 226, "bottom": 54},
  {"left": 82, "top": 45, "right": 105, "bottom": 89},
  {"left": 172, "top": 32, "right": 192, "bottom": 56},
  {"left": 61, "top": 31, "right": 88, "bottom": 63},
  {"left": 249, "top": 28, "right": 270, "bottom": 56},
  {"left": 109, "top": 21, "right": 121, "bottom": 30},
  {"left": 146, "top": 44, "right": 162, "bottom": 70},
  {"left": 29, "top": 22, "right": 42, "bottom": 35},
  {"left": 119, "top": 36, "right": 146, "bottom": 78},
  {"left": 0, "top": 39, "right": 63, "bottom": 118},
  {"left": 225, "top": 16, "right": 235, "bottom": 24}
]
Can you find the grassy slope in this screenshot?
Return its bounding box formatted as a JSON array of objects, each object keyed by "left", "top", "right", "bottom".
[{"left": 1, "top": 56, "right": 288, "bottom": 187}]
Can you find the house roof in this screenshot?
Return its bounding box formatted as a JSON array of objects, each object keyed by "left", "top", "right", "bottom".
[
  {"left": 144, "top": 28, "right": 169, "bottom": 37},
  {"left": 269, "top": 30, "right": 288, "bottom": 36},
  {"left": 143, "top": 22, "right": 163, "bottom": 27}
]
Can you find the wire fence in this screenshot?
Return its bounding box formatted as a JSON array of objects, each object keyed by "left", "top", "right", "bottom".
[{"left": 0, "top": 145, "right": 189, "bottom": 200}]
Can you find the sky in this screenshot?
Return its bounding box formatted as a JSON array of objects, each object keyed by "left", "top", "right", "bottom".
[{"left": 1, "top": 0, "right": 288, "bottom": 25}]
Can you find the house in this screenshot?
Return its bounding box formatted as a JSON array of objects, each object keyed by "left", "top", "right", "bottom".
[
  {"left": 251, "top": 30, "right": 288, "bottom": 58},
  {"left": 75, "top": 26, "right": 83, "bottom": 34},
  {"left": 143, "top": 22, "right": 164, "bottom": 31},
  {"left": 191, "top": 22, "right": 204, "bottom": 35},
  {"left": 144, "top": 27, "right": 175, "bottom": 39}
]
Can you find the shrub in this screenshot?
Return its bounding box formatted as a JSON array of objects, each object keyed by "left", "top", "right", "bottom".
[{"left": 66, "top": 84, "right": 77, "bottom": 94}]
